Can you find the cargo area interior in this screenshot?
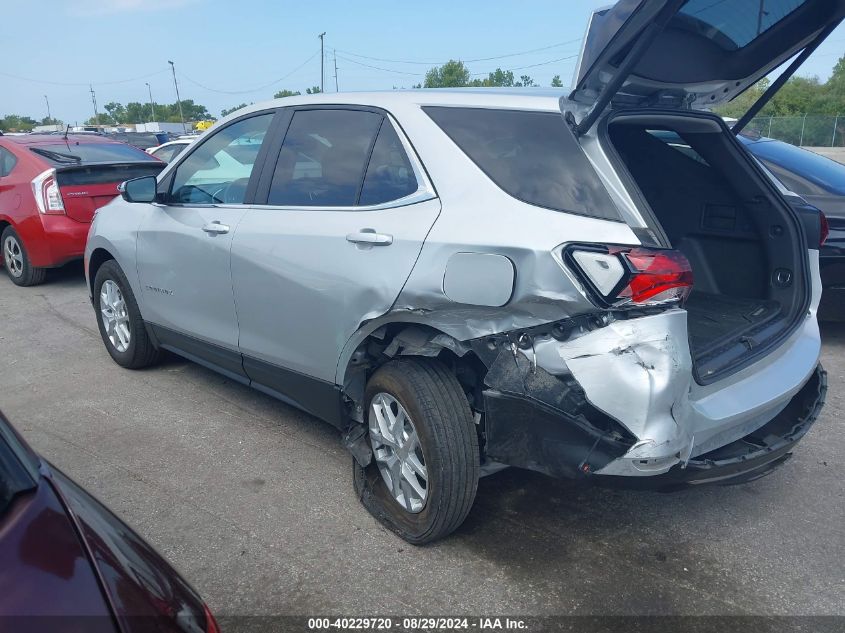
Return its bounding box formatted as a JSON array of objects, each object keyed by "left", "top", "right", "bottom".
[{"left": 605, "top": 113, "right": 806, "bottom": 381}]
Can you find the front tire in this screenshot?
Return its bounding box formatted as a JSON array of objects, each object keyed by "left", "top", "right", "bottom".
[
  {"left": 2, "top": 226, "right": 46, "bottom": 287},
  {"left": 93, "top": 260, "right": 161, "bottom": 369},
  {"left": 354, "top": 358, "right": 480, "bottom": 545}
]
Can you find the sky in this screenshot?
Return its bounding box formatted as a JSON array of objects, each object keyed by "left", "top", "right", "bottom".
[{"left": 2, "top": 0, "right": 844, "bottom": 125}]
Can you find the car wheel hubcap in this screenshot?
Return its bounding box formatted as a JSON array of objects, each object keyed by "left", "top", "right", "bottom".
[
  {"left": 100, "top": 280, "right": 131, "bottom": 353},
  {"left": 368, "top": 393, "right": 428, "bottom": 513},
  {"left": 3, "top": 236, "right": 24, "bottom": 278}
]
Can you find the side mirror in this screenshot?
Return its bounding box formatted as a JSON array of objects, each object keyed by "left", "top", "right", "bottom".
[{"left": 119, "top": 175, "right": 157, "bottom": 203}]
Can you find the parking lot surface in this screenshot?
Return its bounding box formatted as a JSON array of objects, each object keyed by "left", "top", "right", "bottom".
[{"left": 1, "top": 263, "right": 843, "bottom": 618}]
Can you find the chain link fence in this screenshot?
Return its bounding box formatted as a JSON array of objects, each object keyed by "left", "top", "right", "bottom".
[{"left": 744, "top": 115, "right": 845, "bottom": 147}]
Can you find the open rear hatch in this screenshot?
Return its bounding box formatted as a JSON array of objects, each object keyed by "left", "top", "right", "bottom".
[
  {"left": 565, "top": 0, "right": 843, "bottom": 382},
  {"left": 567, "top": 0, "right": 845, "bottom": 133}
]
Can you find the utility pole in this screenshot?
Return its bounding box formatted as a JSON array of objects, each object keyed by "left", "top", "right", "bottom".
[
  {"left": 318, "top": 32, "right": 326, "bottom": 93},
  {"left": 146, "top": 82, "right": 156, "bottom": 123},
  {"left": 44, "top": 95, "right": 51, "bottom": 121},
  {"left": 89, "top": 84, "right": 99, "bottom": 126},
  {"left": 168, "top": 60, "right": 187, "bottom": 134},
  {"left": 333, "top": 50, "right": 339, "bottom": 92}
]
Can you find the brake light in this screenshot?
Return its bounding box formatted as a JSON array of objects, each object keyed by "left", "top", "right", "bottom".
[
  {"left": 203, "top": 604, "right": 221, "bottom": 633},
  {"left": 31, "top": 168, "right": 66, "bottom": 215},
  {"left": 820, "top": 210, "right": 829, "bottom": 247},
  {"left": 567, "top": 245, "right": 693, "bottom": 307}
]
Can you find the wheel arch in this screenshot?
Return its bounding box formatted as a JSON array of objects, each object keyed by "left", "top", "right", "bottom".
[
  {"left": 87, "top": 247, "right": 116, "bottom": 297},
  {"left": 338, "top": 319, "right": 487, "bottom": 426}
]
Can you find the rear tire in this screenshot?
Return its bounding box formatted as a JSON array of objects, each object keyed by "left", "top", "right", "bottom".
[
  {"left": 2, "top": 227, "right": 46, "bottom": 287},
  {"left": 93, "top": 260, "right": 161, "bottom": 369},
  {"left": 353, "top": 358, "right": 479, "bottom": 545}
]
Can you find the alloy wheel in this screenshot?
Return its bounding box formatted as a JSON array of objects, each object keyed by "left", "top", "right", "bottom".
[
  {"left": 100, "top": 280, "right": 131, "bottom": 353},
  {"left": 3, "top": 235, "right": 23, "bottom": 278},
  {"left": 368, "top": 392, "right": 429, "bottom": 513}
]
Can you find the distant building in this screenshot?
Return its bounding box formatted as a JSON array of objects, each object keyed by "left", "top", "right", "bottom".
[
  {"left": 135, "top": 122, "right": 187, "bottom": 134},
  {"left": 32, "top": 124, "right": 64, "bottom": 133}
]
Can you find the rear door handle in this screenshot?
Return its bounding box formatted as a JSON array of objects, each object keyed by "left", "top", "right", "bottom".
[
  {"left": 202, "top": 221, "right": 230, "bottom": 235},
  {"left": 346, "top": 230, "right": 393, "bottom": 246}
]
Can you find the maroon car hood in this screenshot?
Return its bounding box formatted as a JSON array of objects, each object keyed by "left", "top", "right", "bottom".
[{"left": 0, "top": 481, "right": 117, "bottom": 631}]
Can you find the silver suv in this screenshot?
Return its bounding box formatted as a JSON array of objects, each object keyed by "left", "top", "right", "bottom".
[{"left": 86, "top": 0, "right": 842, "bottom": 543}]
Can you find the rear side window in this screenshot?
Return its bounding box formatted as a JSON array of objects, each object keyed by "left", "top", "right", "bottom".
[
  {"left": 0, "top": 147, "right": 17, "bottom": 177},
  {"left": 29, "top": 142, "right": 154, "bottom": 165},
  {"left": 268, "top": 109, "right": 382, "bottom": 207},
  {"left": 359, "top": 121, "right": 418, "bottom": 206},
  {"left": 424, "top": 107, "right": 620, "bottom": 221}
]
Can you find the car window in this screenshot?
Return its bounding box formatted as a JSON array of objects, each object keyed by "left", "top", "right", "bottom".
[
  {"left": 0, "top": 422, "right": 38, "bottom": 519},
  {"left": 29, "top": 142, "right": 153, "bottom": 165},
  {"left": 0, "top": 147, "right": 17, "bottom": 177},
  {"left": 745, "top": 140, "right": 845, "bottom": 196},
  {"left": 153, "top": 143, "right": 187, "bottom": 164},
  {"left": 359, "top": 121, "right": 418, "bottom": 206},
  {"left": 170, "top": 113, "right": 273, "bottom": 204},
  {"left": 677, "top": 0, "right": 806, "bottom": 51},
  {"left": 267, "top": 109, "right": 383, "bottom": 207},
  {"left": 424, "top": 106, "right": 620, "bottom": 221}
]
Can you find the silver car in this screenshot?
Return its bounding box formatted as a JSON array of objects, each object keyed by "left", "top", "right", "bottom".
[{"left": 85, "top": 0, "right": 842, "bottom": 543}]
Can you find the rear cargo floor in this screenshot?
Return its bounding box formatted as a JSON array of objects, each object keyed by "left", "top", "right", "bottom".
[{"left": 685, "top": 292, "right": 782, "bottom": 356}]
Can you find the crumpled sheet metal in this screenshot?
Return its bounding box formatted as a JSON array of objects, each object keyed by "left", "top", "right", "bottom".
[{"left": 535, "top": 310, "right": 695, "bottom": 470}]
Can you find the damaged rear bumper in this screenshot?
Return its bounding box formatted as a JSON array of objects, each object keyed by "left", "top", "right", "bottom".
[
  {"left": 483, "top": 358, "right": 825, "bottom": 489},
  {"left": 594, "top": 364, "right": 826, "bottom": 490}
]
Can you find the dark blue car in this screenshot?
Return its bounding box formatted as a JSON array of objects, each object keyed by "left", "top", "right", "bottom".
[{"left": 738, "top": 134, "right": 845, "bottom": 302}]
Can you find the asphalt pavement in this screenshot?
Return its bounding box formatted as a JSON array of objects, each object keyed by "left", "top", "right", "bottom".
[{"left": 1, "top": 262, "right": 843, "bottom": 621}]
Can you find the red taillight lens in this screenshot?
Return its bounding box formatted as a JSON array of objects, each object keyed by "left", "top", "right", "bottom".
[
  {"left": 819, "top": 211, "right": 829, "bottom": 247},
  {"left": 203, "top": 604, "right": 221, "bottom": 633},
  {"left": 619, "top": 248, "right": 694, "bottom": 304},
  {"left": 31, "top": 168, "right": 66, "bottom": 215},
  {"left": 567, "top": 245, "right": 694, "bottom": 307}
]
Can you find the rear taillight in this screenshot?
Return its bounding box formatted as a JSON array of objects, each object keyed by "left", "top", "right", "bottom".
[
  {"left": 820, "top": 211, "right": 829, "bottom": 247},
  {"left": 31, "top": 168, "right": 66, "bottom": 215},
  {"left": 567, "top": 245, "right": 693, "bottom": 307},
  {"left": 203, "top": 604, "right": 221, "bottom": 633}
]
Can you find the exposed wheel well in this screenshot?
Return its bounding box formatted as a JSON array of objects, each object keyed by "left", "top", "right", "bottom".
[
  {"left": 342, "top": 323, "right": 487, "bottom": 425},
  {"left": 88, "top": 248, "right": 115, "bottom": 295}
]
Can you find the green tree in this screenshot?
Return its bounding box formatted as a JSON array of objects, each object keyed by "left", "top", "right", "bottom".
[
  {"left": 424, "top": 60, "right": 470, "bottom": 88},
  {"left": 515, "top": 75, "right": 536, "bottom": 87},
  {"left": 0, "top": 114, "right": 37, "bottom": 132},
  {"left": 221, "top": 103, "right": 249, "bottom": 117},
  {"left": 103, "top": 102, "right": 127, "bottom": 123},
  {"left": 274, "top": 89, "right": 301, "bottom": 98},
  {"left": 306, "top": 86, "right": 322, "bottom": 94},
  {"left": 551, "top": 75, "right": 563, "bottom": 88}
]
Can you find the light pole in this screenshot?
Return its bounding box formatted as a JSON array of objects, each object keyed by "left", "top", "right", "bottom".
[
  {"left": 145, "top": 82, "right": 156, "bottom": 123},
  {"left": 168, "top": 61, "right": 187, "bottom": 134},
  {"left": 44, "top": 95, "right": 51, "bottom": 122},
  {"left": 318, "top": 32, "right": 326, "bottom": 93}
]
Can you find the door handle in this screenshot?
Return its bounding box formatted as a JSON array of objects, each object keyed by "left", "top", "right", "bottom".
[
  {"left": 202, "top": 221, "right": 230, "bottom": 235},
  {"left": 346, "top": 230, "right": 393, "bottom": 246}
]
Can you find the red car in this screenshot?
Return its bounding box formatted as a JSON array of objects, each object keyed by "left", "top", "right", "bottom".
[
  {"left": 0, "top": 134, "right": 164, "bottom": 286},
  {"left": 0, "top": 408, "right": 220, "bottom": 633}
]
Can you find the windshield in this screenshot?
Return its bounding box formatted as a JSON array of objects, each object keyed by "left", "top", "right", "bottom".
[
  {"left": 31, "top": 142, "right": 156, "bottom": 165},
  {"left": 740, "top": 137, "right": 845, "bottom": 196}
]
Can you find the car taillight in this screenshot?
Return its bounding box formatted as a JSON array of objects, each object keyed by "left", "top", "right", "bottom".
[
  {"left": 31, "top": 168, "right": 66, "bottom": 215},
  {"left": 566, "top": 245, "right": 693, "bottom": 307},
  {"left": 204, "top": 604, "right": 221, "bottom": 633},
  {"left": 820, "top": 210, "right": 829, "bottom": 247}
]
